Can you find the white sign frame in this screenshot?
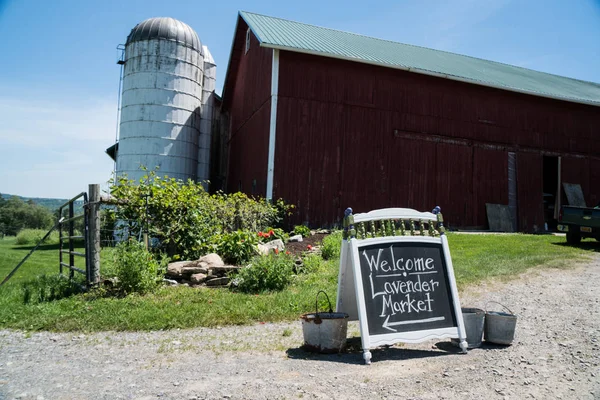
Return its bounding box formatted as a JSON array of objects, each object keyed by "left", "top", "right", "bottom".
[{"left": 336, "top": 208, "right": 468, "bottom": 364}]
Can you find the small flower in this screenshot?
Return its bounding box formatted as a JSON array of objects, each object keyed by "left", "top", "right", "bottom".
[
  {"left": 274, "top": 248, "right": 279, "bottom": 254},
  {"left": 285, "top": 251, "right": 290, "bottom": 255},
  {"left": 307, "top": 245, "right": 313, "bottom": 250}
]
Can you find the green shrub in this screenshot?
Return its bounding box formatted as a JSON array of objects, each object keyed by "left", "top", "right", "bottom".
[
  {"left": 15, "top": 229, "right": 59, "bottom": 246},
  {"left": 321, "top": 231, "right": 343, "bottom": 260},
  {"left": 110, "top": 171, "right": 292, "bottom": 260},
  {"left": 231, "top": 253, "right": 295, "bottom": 293},
  {"left": 293, "top": 225, "right": 311, "bottom": 238},
  {"left": 112, "top": 240, "right": 166, "bottom": 294},
  {"left": 217, "top": 230, "right": 259, "bottom": 265}
]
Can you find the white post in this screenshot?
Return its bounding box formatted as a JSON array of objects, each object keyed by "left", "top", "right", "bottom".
[{"left": 266, "top": 49, "right": 280, "bottom": 201}]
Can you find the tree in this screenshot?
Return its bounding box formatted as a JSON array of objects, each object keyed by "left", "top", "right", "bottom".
[{"left": 0, "top": 195, "right": 55, "bottom": 236}]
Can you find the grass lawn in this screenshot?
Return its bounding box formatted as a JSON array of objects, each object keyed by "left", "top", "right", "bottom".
[{"left": 0, "top": 233, "right": 596, "bottom": 332}]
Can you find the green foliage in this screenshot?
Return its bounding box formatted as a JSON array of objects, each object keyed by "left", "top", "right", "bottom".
[
  {"left": 112, "top": 240, "right": 167, "bottom": 294},
  {"left": 231, "top": 253, "right": 296, "bottom": 293},
  {"left": 321, "top": 230, "right": 343, "bottom": 260},
  {"left": 293, "top": 225, "right": 311, "bottom": 238},
  {"left": 110, "top": 171, "right": 290, "bottom": 260},
  {"left": 15, "top": 229, "right": 60, "bottom": 246},
  {"left": 0, "top": 195, "right": 55, "bottom": 236},
  {"left": 217, "top": 230, "right": 259, "bottom": 265},
  {"left": 212, "top": 192, "right": 292, "bottom": 232},
  {"left": 22, "top": 274, "right": 83, "bottom": 304}
]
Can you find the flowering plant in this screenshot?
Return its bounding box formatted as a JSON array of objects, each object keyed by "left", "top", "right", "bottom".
[{"left": 257, "top": 227, "right": 288, "bottom": 243}]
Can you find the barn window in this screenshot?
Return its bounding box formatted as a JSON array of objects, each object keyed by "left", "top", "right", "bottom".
[{"left": 245, "top": 28, "right": 251, "bottom": 54}]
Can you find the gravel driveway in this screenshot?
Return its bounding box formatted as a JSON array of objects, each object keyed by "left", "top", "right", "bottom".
[{"left": 1, "top": 255, "right": 599, "bottom": 400}]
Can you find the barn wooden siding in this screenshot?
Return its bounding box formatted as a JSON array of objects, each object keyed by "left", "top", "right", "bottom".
[
  {"left": 224, "top": 22, "right": 272, "bottom": 196},
  {"left": 273, "top": 51, "right": 600, "bottom": 229}
]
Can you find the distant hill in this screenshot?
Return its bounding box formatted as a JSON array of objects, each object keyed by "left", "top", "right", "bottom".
[{"left": 0, "top": 193, "right": 84, "bottom": 213}]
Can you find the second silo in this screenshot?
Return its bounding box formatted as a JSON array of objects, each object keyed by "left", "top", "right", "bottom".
[{"left": 116, "top": 17, "right": 204, "bottom": 182}]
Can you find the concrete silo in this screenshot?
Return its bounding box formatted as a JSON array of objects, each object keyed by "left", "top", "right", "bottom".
[
  {"left": 198, "top": 45, "right": 216, "bottom": 183},
  {"left": 115, "top": 17, "right": 205, "bottom": 183}
]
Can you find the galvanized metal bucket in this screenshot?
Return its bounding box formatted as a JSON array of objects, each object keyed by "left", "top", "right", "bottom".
[
  {"left": 301, "top": 291, "right": 349, "bottom": 353},
  {"left": 451, "top": 307, "right": 485, "bottom": 349},
  {"left": 484, "top": 301, "right": 517, "bottom": 345}
]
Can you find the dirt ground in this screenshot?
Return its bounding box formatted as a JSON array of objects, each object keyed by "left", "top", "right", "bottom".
[
  {"left": 284, "top": 233, "right": 327, "bottom": 257},
  {"left": 1, "top": 254, "right": 599, "bottom": 400}
]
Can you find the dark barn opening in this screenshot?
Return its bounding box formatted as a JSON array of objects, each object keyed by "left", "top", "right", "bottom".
[{"left": 543, "top": 156, "right": 559, "bottom": 231}]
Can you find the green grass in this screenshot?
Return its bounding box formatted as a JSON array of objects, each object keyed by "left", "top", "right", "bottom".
[
  {"left": 446, "top": 233, "right": 593, "bottom": 287},
  {"left": 0, "top": 233, "right": 596, "bottom": 332}
]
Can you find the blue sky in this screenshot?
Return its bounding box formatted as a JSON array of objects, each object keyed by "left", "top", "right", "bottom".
[{"left": 1, "top": 0, "right": 599, "bottom": 199}]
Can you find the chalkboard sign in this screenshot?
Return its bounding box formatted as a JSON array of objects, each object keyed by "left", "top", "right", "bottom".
[
  {"left": 336, "top": 208, "right": 467, "bottom": 364},
  {"left": 356, "top": 241, "right": 457, "bottom": 336}
]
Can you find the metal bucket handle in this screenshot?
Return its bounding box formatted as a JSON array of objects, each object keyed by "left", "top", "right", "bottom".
[
  {"left": 315, "top": 290, "right": 334, "bottom": 314},
  {"left": 485, "top": 301, "right": 514, "bottom": 315}
]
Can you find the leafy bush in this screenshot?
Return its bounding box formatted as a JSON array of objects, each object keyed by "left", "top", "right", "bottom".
[
  {"left": 231, "top": 253, "right": 295, "bottom": 293},
  {"left": 110, "top": 171, "right": 292, "bottom": 260},
  {"left": 293, "top": 225, "right": 311, "bottom": 238},
  {"left": 15, "top": 229, "right": 60, "bottom": 246},
  {"left": 112, "top": 240, "right": 166, "bottom": 294},
  {"left": 217, "top": 230, "right": 259, "bottom": 265},
  {"left": 321, "top": 230, "right": 343, "bottom": 260},
  {"left": 212, "top": 192, "right": 291, "bottom": 233}
]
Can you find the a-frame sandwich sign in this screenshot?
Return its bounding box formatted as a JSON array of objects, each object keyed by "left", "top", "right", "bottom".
[{"left": 336, "top": 207, "right": 467, "bottom": 364}]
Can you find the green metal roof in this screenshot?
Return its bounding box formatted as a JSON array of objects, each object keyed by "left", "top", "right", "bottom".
[{"left": 240, "top": 11, "right": 600, "bottom": 107}]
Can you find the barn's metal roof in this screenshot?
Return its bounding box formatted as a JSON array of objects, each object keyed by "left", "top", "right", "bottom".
[{"left": 239, "top": 11, "right": 600, "bottom": 107}]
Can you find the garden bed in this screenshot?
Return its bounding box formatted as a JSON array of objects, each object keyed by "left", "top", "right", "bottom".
[{"left": 284, "top": 232, "right": 327, "bottom": 257}]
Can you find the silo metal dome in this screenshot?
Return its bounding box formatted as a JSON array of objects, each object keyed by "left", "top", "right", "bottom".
[
  {"left": 126, "top": 17, "right": 203, "bottom": 53},
  {"left": 116, "top": 17, "right": 205, "bottom": 183}
]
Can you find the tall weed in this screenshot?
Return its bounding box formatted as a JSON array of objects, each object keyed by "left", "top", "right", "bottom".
[
  {"left": 321, "top": 231, "right": 343, "bottom": 260},
  {"left": 112, "top": 240, "right": 167, "bottom": 294},
  {"left": 231, "top": 253, "right": 295, "bottom": 293},
  {"left": 15, "top": 229, "right": 60, "bottom": 246}
]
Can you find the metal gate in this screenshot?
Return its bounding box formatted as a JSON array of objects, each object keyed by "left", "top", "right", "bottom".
[{"left": 58, "top": 192, "right": 89, "bottom": 283}]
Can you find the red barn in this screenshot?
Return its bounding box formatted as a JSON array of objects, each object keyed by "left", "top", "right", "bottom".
[{"left": 220, "top": 11, "right": 600, "bottom": 230}]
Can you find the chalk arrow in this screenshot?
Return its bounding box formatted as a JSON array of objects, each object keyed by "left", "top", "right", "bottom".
[
  {"left": 382, "top": 315, "right": 447, "bottom": 332},
  {"left": 382, "top": 315, "right": 397, "bottom": 332}
]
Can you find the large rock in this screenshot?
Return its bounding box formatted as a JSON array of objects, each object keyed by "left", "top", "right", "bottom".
[
  {"left": 198, "top": 253, "right": 224, "bottom": 267},
  {"left": 257, "top": 239, "right": 285, "bottom": 255},
  {"left": 166, "top": 261, "right": 190, "bottom": 277},
  {"left": 205, "top": 277, "right": 230, "bottom": 287},
  {"left": 190, "top": 273, "right": 208, "bottom": 284},
  {"left": 181, "top": 266, "right": 209, "bottom": 275}
]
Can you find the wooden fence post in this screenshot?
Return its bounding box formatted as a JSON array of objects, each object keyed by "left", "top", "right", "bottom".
[{"left": 88, "top": 184, "right": 101, "bottom": 285}]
